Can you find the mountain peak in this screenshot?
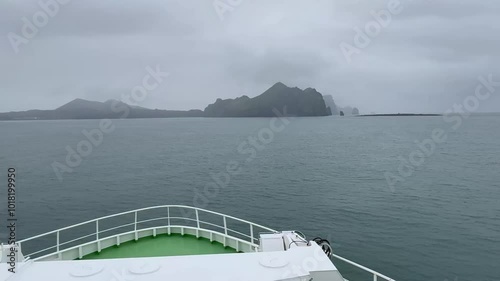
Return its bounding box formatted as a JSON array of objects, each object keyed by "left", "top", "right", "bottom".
[
  {"left": 65, "top": 98, "right": 87, "bottom": 105},
  {"left": 271, "top": 82, "right": 288, "bottom": 89},
  {"left": 57, "top": 98, "right": 105, "bottom": 111}
]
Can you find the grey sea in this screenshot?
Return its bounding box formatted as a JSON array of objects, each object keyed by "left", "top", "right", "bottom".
[{"left": 1, "top": 115, "right": 499, "bottom": 281}]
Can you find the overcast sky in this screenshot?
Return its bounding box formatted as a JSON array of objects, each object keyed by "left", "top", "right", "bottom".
[{"left": 1, "top": 0, "right": 499, "bottom": 113}]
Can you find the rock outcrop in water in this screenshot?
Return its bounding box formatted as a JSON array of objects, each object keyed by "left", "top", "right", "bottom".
[
  {"left": 322, "top": 95, "right": 360, "bottom": 116},
  {"left": 204, "top": 82, "right": 331, "bottom": 117},
  {"left": 322, "top": 95, "right": 339, "bottom": 115}
]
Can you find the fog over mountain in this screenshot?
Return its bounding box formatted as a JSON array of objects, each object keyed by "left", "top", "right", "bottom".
[
  {"left": 0, "top": 82, "right": 333, "bottom": 119},
  {"left": 1, "top": 0, "right": 499, "bottom": 113}
]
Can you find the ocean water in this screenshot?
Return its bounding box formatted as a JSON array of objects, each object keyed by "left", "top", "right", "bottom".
[{"left": 0, "top": 116, "right": 499, "bottom": 281}]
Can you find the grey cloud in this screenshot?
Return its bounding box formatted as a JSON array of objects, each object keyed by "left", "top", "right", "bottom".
[{"left": 0, "top": 0, "right": 499, "bottom": 113}]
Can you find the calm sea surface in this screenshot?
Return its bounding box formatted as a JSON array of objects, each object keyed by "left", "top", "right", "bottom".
[{"left": 1, "top": 116, "right": 499, "bottom": 281}]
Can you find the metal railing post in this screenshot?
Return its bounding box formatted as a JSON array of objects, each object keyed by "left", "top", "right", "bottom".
[
  {"left": 223, "top": 216, "right": 228, "bottom": 235},
  {"left": 167, "top": 206, "right": 170, "bottom": 226},
  {"left": 374, "top": 274, "right": 377, "bottom": 281},
  {"left": 250, "top": 224, "right": 254, "bottom": 244},
  {"left": 134, "top": 211, "right": 138, "bottom": 241},
  {"left": 195, "top": 209, "right": 200, "bottom": 228},
  {"left": 56, "top": 231, "right": 61, "bottom": 259},
  {"left": 17, "top": 242, "right": 22, "bottom": 258},
  {"left": 56, "top": 231, "right": 60, "bottom": 252},
  {"left": 134, "top": 211, "right": 138, "bottom": 231},
  {"left": 96, "top": 220, "right": 99, "bottom": 240},
  {"left": 96, "top": 220, "right": 101, "bottom": 252}
]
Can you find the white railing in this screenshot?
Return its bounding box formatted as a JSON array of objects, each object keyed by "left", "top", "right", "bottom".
[
  {"left": 16, "top": 205, "right": 395, "bottom": 281},
  {"left": 331, "top": 253, "right": 395, "bottom": 281},
  {"left": 17, "top": 205, "right": 276, "bottom": 261}
]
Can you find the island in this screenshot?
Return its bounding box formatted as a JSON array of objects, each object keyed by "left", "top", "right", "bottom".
[
  {"left": 0, "top": 82, "right": 334, "bottom": 120},
  {"left": 204, "top": 82, "right": 330, "bottom": 117},
  {"left": 358, "top": 113, "right": 442, "bottom": 117},
  {"left": 0, "top": 99, "right": 204, "bottom": 120}
]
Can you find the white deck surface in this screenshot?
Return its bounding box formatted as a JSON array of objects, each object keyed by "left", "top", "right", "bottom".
[{"left": 0, "top": 245, "right": 343, "bottom": 281}]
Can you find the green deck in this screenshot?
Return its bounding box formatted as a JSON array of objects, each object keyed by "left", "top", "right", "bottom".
[{"left": 81, "top": 234, "right": 238, "bottom": 260}]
